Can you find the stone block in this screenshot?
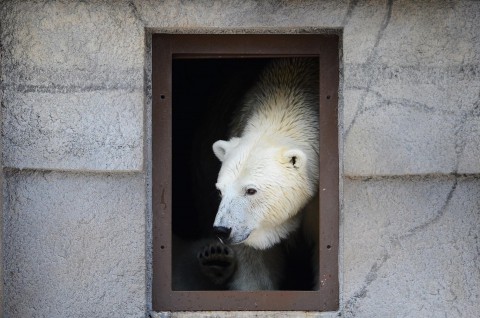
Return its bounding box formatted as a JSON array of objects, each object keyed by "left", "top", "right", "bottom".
[
  {"left": 344, "top": 104, "right": 458, "bottom": 176},
  {"left": 133, "top": 0, "right": 346, "bottom": 29},
  {"left": 3, "top": 171, "right": 146, "bottom": 318},
  {"left": 2, "top": 89, "right": 143, "bottom": 171},
  {"left": 458, "top": 116, "right": 480, "bottom": 174},
  {"left": 377, "top": 0, "right": 480, "bottom": 67},
  {"left": 342, "top": 66, "right": 480, "bottom": 175},
  {"left": 343, "top": 176, "right": 480, "bottom": 317},
  {"left": 342, "top": 0, "right": 388, "bottom": 65},
  {"left": 1, "top": 1, "right": 146, "bottom": 171},
  {"left": 0, "top": 1, "right": 144, "bottom": 89},
  {"left": 341, "top": 0, "right": 480, "bottom": 176}
]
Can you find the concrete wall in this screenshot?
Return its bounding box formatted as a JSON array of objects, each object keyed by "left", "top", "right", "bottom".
[
  {"left": 1, "top": 1, "right": 479, "bottom": 317},
  {"left": 0, "top": 24, "right": 3, "bottom": 317}
]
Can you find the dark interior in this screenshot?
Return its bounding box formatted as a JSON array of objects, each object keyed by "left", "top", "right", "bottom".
[
  {"left": 172, "top": 58, "right": 269, "bottom": 239},
  {"left": 171, "top": 58, "right": 317, "bottom": 290}
]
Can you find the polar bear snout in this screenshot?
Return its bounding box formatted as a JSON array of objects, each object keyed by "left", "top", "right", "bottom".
[{"left": 213, "top": 226, "right": 232, "bottom": 242}]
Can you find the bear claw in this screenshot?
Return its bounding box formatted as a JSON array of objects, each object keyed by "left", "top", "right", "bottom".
[{"left": 197, "top": 242, "right": 236, "bottom": 285}]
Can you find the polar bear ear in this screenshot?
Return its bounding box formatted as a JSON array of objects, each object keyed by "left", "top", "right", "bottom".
[
  {"left": 283, "top": 149, "right": 307, "bottom": 169},
  {"left": 212, "top": 138, "right": 240, "bottom": 162}
]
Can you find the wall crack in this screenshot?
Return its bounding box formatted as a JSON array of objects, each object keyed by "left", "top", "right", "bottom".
[
  {"left": 345, "top": 175, "right": 460, "bottom": 316},
  {"left": 345, "top": 0, "right": 394, "bottom": 137},
  {"left": 400, "top": 177, "right": 458, "bottom": 240}
]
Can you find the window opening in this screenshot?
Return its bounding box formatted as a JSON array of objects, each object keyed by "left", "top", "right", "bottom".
[{"left": 152, "top": 34, "right": 339, "bottom": 311}]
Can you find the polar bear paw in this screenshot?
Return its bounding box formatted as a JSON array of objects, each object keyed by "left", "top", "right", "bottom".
[{"left": 197, "top": 242, "right": 236, "bottom": 285}]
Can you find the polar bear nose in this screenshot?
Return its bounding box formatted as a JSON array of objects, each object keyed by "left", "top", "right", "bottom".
[{"left": 213, "top": 226, "right": 232, "bottom": 242}]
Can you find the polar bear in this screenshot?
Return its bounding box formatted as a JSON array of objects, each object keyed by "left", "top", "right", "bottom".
[{"left": 209, "top": 58, "right": 319, "bottom": 290}]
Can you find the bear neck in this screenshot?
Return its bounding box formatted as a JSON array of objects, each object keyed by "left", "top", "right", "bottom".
[{"left": 243, "top": 212, "right": 302, "bottom": 250}]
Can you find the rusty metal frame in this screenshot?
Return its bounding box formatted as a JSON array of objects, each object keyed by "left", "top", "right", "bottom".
[{"left": 152, "top": 34, "right": 339, "bottom": 311}]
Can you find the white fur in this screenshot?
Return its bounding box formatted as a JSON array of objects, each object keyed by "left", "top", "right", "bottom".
[{"left": 213, "top": 58, "right": 319, "bottom": 251}]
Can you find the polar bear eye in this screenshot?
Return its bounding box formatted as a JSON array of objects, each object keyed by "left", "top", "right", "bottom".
[{"left": 245, "top": 188, "right": 257, "bottom": 196}]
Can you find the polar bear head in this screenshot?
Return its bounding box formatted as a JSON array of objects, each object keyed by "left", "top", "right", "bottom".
[{"left": 212, "top": 135, "right": 317, "bottom": 250}]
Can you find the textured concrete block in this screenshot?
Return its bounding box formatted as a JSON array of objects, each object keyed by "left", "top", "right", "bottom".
[
  {"left": 342, "top": 0, "right": 389, "bottom": 65},
  {"left": 458, "top": 116, "right": 480, "bottom": 174},
  {"left": 343, "top": 62, "right": 480, "bottom": 176},
  {"left": 0, "top": 1, "right": 144, "bottom": 89},
  {"left": 0, "top": 1, "right": 145, "bottom": 171},
  {"left": 342, "top": 0, "right": 480, "bottom": 176},
  {"left": 377, "top": 0, "right": 480, "bottom": 67},
  {"left": 2, "top": 90, "right": 143, "bottom": 171},
  {"left": 3, "top": 171, "right": 146, "bottom": 318},
  {"left": 343, "top": 176, "right": 480, "bottom": 317},
  {"left": 344, "top": 104, "right": 458, "bottom": 176},
  {"left": 343, "top": 65, "right": 480, "bottom": 175},
  {"left": 134, "top": 0, "right": 346, "bottom": 29}
]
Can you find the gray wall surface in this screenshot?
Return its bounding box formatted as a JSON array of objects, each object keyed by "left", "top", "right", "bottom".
[
  {"left": 1, "top": 1, "right": 479, "bottom": 317},
  {"left": 0, "top": 26, "right": 3, "bottom": 317}
]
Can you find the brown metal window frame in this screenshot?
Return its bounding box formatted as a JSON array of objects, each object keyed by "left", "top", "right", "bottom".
[{"left": 152, "top": 34, "right": 339, "bottom": 312}]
